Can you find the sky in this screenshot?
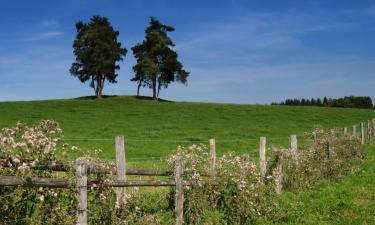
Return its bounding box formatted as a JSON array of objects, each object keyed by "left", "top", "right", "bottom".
[{"left": 0, "top": 0, "right": 374, "bottom": 104}]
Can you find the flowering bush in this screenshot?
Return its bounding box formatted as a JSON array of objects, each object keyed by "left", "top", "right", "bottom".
[
  {"left": 277, "top": 127, "right": 364, "bottom": 191},
  {"left": 0, "top": 121, "right": 167, "bottom": 225},
  {"left": 0, "top": 120, "right": 76, "bottom": 225},
  {"left": 167, "top": 144, "right": 276, "bottom": 224},
  {"left": 167, "top": 127, "right": 364, "bottom": 224}
]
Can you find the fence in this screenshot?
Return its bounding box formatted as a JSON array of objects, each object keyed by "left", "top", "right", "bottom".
[{"left": 1, "top": 118, "right": 375, "bottom": 225}]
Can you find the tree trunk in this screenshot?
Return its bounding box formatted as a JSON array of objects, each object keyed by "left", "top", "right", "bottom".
[
  {"left": 152, "top": 78, "right": 157, "bottom": 100},
  {"left": 94, "top": 76, "right": 104, "bottom": 99},
  {"left": 137, "top": 81, "right": 141, "bottom": 97},
  {"left": 156, "top": 80, "right": 161, "bottom": 100}
]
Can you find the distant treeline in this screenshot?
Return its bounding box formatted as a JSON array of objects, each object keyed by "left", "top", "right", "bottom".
[{"left": 272, "top": 96, "right": 374, "bottom": 109}]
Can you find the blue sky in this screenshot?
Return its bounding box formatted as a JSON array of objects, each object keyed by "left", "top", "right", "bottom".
[{"left": 0, "top": 0, "right": 374, "bottom": 103}]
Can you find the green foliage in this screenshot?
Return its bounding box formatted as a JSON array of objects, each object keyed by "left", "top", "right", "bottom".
[
  {"left": 276, "top": 96, "right": 374, "bottom": 109},
  {"left": 266, "top": 144, "right": 375, "bottom": 224},
  {"left": 166, "top": 128, "right": 364, "bottom": 224},
  {"left": 131, "top": 17, "right": 189, "bottom": 100},
  {"left": 0, "top": 121, "right": 169, "bottom": 225},
  {"left": 0, "top": 121, "right": 76, "bottom": 225},
  {"left": 70, "top": 16, "right": 127, "bottom": 98}
]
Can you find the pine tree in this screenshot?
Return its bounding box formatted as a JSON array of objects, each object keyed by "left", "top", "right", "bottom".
[
  {"left": 131, "top": 17, "right": 189, "bottom": 100},
  {"left": 70, "top": 16, "right": 127, "bottom": 98}
]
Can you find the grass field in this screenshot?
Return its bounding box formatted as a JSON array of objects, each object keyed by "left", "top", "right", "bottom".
[
  {"left": 263, "top": 144, "right": 375, "bottom": 224},
  {"left": 0, "top": 96, "right": 374, "bottom": 166},
  {"left": 1, "top": 96, "right": 374, "bottom": 224}
]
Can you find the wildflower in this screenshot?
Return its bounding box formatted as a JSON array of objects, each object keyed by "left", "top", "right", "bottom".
[{"left": 71, "top": 146, "right": 81, "bottom": 151}]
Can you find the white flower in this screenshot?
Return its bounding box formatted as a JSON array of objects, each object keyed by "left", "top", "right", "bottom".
[{"left": 13, "top": 158, "right": 21, "bottom": 164}]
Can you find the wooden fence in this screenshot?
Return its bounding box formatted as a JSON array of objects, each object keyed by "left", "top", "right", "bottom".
[{"left": 1, "top": 118, "right": 374, "bottom": 225}]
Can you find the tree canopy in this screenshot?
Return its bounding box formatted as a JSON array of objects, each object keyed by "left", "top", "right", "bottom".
[
  {"left": 131, "top": 17, "right": 189, "bottom": 100},
  {"left": 272, "top": 96, "right": 374, "bottom": 109},
  {"left": 70, "top": 15, "right": 127, "bottom": 99}
]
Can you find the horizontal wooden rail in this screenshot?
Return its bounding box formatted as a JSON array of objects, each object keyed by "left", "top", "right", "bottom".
[
  {"left": 1, "top": 159, "right": 172, "bottom": 176},
  {"left": 0, "top": 175, "right": 175, "bottom": 188},
  {"left": 0, "top": 175, "right": 70, "bottom": 188}
]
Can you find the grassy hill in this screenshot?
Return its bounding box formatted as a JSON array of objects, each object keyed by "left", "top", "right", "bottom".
[
  {"left": 0, "top": 96, "right": 374, "bottom": 166},
  {"left": 1, "top": 96, "right": 374, "bottom": 224}
]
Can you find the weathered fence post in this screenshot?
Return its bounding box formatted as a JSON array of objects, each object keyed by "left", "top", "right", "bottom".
[
  {"left": 353, "top": 125, "right": 356, "bottom": 138},
  {"left": 175, "top": 156, "right": 184, "bottom": 225},
  {"left": 209, "top": 139, "right": 216, "bottom": 176},
  {"left": 115, "top": 136, "right": 126, "bottom": 210},
  {"left": 76, "top": 158, "right": 87, "bottom": 225},
  {"left": 361, "top": 122, "right": 365, "bottom": 145},
  {"left": 367, "top": 120, "right": 371, "bottom": 142},
  {"left": 290, "top": 134, "right": 297, "bottom": 155},
  {"left": 274, "top": 153, "right": 283, "bottom": 195},
  {"left": 328, "top": 130, "right": 336, "bottom": 159},
  {"left": 312, "top": 131, "right": 317, "bottom": 144},
  {"left": 259, "top": 137, "right": 266, "bottom": 179},
  {"left": 344, "top": 127, "right": 348, "bottom": 136},
  {"left": 372, "top": 118, "right": 375, "bottom": 137}
]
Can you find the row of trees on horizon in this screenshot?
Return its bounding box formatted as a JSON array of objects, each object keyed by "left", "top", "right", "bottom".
[
  {"left": 272, "top": 96, "right": 374, "bottom": 109},
  {"left": 70, "top": 16, "right": 189, "bottom": 100}
]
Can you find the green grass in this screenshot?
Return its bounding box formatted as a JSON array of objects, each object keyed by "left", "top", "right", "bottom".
[
  {"left": 264, "top": 144, "right": 375, "bottom": 224},
  {"left": 1, "top": 96, "right": 374, "bottom": 224},
  {"left": 0, "top": 96, "right": 374, "bottom": 165}
]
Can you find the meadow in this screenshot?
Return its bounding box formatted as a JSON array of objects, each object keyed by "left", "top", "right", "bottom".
[
  {"left": 0, "top": 96, "right": 374, "bottom": 165},
  {"left": 0, "top": 96, "right": 374, "bottom": 224}
]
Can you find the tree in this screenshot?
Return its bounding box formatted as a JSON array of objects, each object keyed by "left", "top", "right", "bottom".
[
  {"left": 70, "top": 16, "right": 127, "bottom": 99},
  {"left": 131, "top": 17, "right": 189, "bottom": 100}
]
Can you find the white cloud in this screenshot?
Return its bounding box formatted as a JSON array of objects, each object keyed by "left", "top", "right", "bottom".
[{"left": 22, "top": 31, "right": 63, "bottom": 41}]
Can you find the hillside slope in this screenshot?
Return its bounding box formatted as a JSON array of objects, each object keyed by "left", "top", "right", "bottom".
[{"left": 0, "top": 96, "right": 374, "bottom": 162}]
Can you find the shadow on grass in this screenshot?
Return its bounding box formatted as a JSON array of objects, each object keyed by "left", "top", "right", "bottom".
[{"left": 75, "top": 95, "right": 172, "bottom": 102}]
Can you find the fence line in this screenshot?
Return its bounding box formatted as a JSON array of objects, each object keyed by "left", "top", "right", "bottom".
[{"left": 1, "top": 118, "right": 374, "bottom": 225}]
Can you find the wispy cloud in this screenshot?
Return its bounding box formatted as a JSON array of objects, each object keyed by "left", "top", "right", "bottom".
[
  {"left": 176, "top": 10, "right": 356, "bottom": 67},
  {"left": 22, "top": 31, "right": 63, "bottom": 41}
]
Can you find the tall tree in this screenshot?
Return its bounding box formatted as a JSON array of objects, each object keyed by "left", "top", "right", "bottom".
[
  {"left": 70, "top": 16, "right": 127, "bottom": 98},
  {"left": 131, "top": 17, "right": 189, "bottom": 100}
]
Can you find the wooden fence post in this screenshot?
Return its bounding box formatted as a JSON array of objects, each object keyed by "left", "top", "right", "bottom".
[
  {"left": 290, "top": 135, "right": 297, "bottom": 155},
  {"left": 312, "top": 131, "right": 317, "bottom": 144},
  {"left": 368, "top": 120, "right": 371, "bottom": 142},
  {"left": 361, "top": 122, "right": 365, "bottom": 145},
  {"left": 115, "top": 136, "right": 126, "bottom": 210},
  {"left": 274, "top": 154, "right": 283, "bottom": 195},
  {"left": 372, "top": 118, "right": 375, "bottom": 137},
  {"left": 259, "top": 137, "right": 266, "bottom": 179},
  {"left": 209, "top": 139, "right": 216, "bottom": 176},
  {"left": 328, "top": 131, "right": 336, "bottom": 159},
  {"left": 175, "top": 156, "right": 184, "bottom": 225},
  {"left": 76, "top": 158, "right": 87, "bottom": 225},
  {"left": 353, "top": 125, "right": 356, "bottom": 138}
]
